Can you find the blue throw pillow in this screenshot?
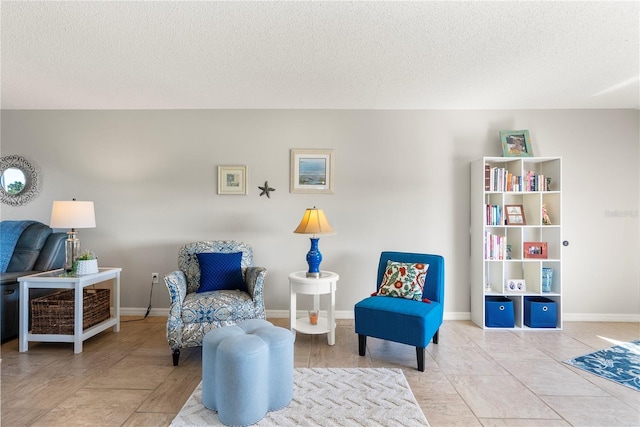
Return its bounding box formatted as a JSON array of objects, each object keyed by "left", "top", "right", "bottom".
[{"left": 196, "top": 252, "right": 246, "bottom": 293}]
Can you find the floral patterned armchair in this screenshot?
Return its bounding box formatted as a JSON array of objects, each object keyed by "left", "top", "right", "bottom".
[{"left": 164, "top": 241, "right": 267, "bottom": 366}]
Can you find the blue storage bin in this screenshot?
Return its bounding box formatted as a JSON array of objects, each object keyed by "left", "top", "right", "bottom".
[
  {"left": 524, "top": 296, "right": 557, "bottom": 328},
  {"left": 485, "top": 296, "right": 514, "bottom": 327}
]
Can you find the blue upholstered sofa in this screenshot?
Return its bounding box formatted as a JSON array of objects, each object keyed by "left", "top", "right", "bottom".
[{"left": 0, "top": 221, "right": 66, "bottom": 342}]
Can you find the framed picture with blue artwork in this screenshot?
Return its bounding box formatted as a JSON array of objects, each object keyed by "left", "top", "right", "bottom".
[
  {"left": 218, "top": 165, "right": 248, "bottom": 195},
  {"left": 290, "top": 149, "right": 334, "bottom": 194}
]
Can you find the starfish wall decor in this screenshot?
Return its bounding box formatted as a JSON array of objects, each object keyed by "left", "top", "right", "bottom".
[{"left": 258, "top": 181, "right": 275, "bottom": 198}]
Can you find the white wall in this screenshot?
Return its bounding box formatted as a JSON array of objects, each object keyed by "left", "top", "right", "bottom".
[{"left": 1, "top": 109, "right": 638, "bottom": 320}]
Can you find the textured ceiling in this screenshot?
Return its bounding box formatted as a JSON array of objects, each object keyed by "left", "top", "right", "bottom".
[{"left": 1, "top": 1, "right": 639, "bottom": 110}]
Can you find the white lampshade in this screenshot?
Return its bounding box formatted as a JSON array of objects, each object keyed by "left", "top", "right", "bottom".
[
  {"left": 50, "top": 200, "right": 96, "bottom": 229},
  {"left": 293, "top": 207, "right": 334, "bottom": 235}
]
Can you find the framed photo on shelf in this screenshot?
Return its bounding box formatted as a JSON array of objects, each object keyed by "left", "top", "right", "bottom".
[
  {"left": 290, "top": 149, "right": 334, "bottom": 194},
  {"left": 505, "top": 279, "right": 526, "bottom": 292},
  {"left": 500, "top": 130, "right": 534, "bottom": 157},
  {"left": 523, "top": 242, "right": 548, "bottom": 259},
  {"left": 218, "top": 165, "right": 248, "bottom": 195},
  {"left": 505, "top": 205, "right": 526, "bottom": 225}
]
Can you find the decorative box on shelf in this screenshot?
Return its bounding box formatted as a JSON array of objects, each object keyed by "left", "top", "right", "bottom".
[
  {"left": 30, "top": 288, "right": 110, "bottom": 334},
  {"left": 485, "top": 296, "right": 514, "bottom": 328},
  {"left": 524, "top": 296, "right": 557, "bottom": 328}
]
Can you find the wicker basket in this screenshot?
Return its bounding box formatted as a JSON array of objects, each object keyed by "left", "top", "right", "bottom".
[{"left": 31, "top": 288, "right": 111, "bottom": 334}]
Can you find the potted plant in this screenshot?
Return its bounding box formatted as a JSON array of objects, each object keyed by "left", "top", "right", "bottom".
[{"left": 73, "top": 251, "right": 99, "bottom": 275}]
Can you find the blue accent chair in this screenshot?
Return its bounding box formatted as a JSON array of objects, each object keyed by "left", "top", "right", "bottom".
[
  {"left": 164, "top": 241, "right": 267, "bottom": 366},
  {"left": 354, "top": 252, "right": 445, "bottom": 371}
]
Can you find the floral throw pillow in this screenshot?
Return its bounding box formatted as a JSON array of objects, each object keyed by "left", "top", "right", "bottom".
[{"left": 377, "top": 261, "right": 429, "bottom": 301}]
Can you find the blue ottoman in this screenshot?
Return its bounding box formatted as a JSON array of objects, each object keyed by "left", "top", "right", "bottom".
[{"left": 202, "top": 319, "right": 294, "bottom": 426}]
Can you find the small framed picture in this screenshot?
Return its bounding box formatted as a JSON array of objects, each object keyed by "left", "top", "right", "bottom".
[
  {"left": 505, "top": 205, "right": 526, "bottom": 225},
  {"left": 290, "top": 149, "right": 334, "bottom": 194},
  {"left": 500, "top": 130, "right": 534, "bottom": 157},
  {"left": 523, "top": 242, "right": 548, "bottom": 259},
  {"left": 218, "top": 165, "right": 248, "bottom": 195},
  {"left": 505, "top": 279, "right": 526, "bottom": 292}
]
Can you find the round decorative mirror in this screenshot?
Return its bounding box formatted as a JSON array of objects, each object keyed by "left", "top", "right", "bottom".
[
  {"left": 0, "top": 155, "right": 41, "bottom": 206},
  {"left": 1, "top": 167, "right": 26, "bottom": 194}
]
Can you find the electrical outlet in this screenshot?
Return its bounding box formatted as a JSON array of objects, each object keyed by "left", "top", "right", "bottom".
[{"left": 152, "top": 273, "right": 159, "bottom": 284}]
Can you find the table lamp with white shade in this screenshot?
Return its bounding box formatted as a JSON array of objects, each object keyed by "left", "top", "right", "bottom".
[
  {"left": 293, "top": 207, "right": 335, "bottom": 278},
  {"left": 50, "top": 199, "right": 96, "bottom": 271}
]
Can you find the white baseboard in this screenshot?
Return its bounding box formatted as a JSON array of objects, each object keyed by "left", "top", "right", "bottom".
[
  {"left": 244, "top": 311, "right": 469, "bottom": 320},
  {"left": 120, "top": 307, "right": 169, "bottom": 317},
  {"left": 443, "top": 312, "right": 471, "bottom": 320},
  {"left": 120, "top": 308, "right": 639, "bottom": 323},
  {"left": 563, "top": 313, "right": 640, "bottom": 322}
]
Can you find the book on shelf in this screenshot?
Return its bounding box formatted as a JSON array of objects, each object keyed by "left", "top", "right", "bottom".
[
  {"left": 484, "top": 231, "right": 506, "bottom": 260},
  {"left": 486, "top": 166, "right": 550, "bottom": 192},
  {"left": 488, "top": 167, "right": 507, "bottom": 192},
  {"left": 484, "top": 163, "right": 491, "bottom": 191},
  {"left": 485, "top": 204, "right": 503, "bottom": 225}
]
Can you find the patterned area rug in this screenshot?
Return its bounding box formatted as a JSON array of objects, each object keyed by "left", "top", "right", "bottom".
[
  {"left": 564, "top": 340, "right": 640, "bottom": 392},
  {"left": 171, "top": 367, "right": 429, "bottom": 426}
]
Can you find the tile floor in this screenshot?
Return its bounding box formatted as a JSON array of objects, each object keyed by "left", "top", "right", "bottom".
[{"left": 1, "top": 317, "right": 639, "bottom": 426}]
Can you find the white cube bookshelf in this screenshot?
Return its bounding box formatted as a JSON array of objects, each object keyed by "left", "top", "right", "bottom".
[{"left": 471, "top": 157, "right": 563, "bottom": 329}]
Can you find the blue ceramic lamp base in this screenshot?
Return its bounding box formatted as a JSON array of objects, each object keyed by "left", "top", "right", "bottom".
[{"left": 305, "top": 237, "right": 322, "bottom": 278}]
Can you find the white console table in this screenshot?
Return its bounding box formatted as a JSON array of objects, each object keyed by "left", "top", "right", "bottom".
[
  {"left": 18, "top": 268, "right": 121, "bottom": 353},
  {"left": 289, "top": 270, "right": 339, "bottom": 345}
]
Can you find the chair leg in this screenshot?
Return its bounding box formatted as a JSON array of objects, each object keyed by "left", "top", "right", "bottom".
[
  {"left": 358, "top": 334, "right": 367, "bottom": 356},
  {"left": 172, "top": 349, "right": 180, "bottom": 366},
  {"left": 432, "top": 328, "right": 439, "bottom": 344},
  {"left": 416, "top": 347, "right": 425, "bottom": 372}
]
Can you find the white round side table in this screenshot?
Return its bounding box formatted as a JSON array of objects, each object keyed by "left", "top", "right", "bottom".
[{"left": 288, "top": 270, "right": 339, "bottom": 345}]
